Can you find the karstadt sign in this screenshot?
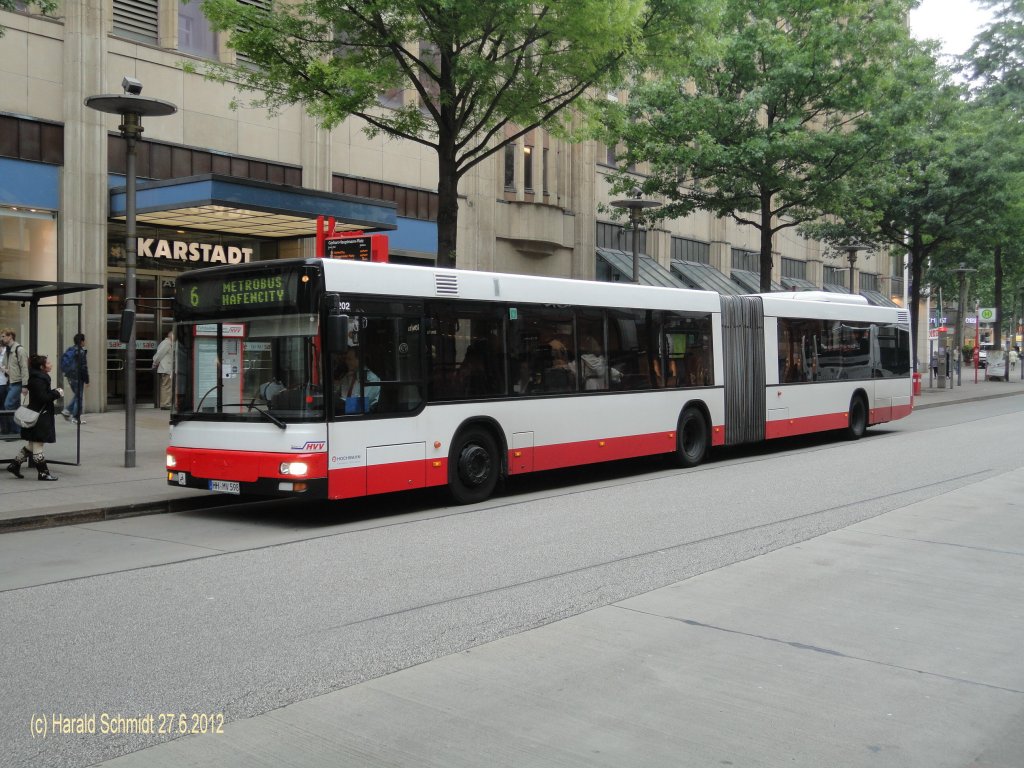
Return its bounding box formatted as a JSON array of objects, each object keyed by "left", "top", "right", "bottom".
[{"left": 137, "top": 238, "right": 254, "bottom": 265}]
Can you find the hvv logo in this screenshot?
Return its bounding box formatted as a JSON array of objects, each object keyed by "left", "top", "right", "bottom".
[{"left": 291, "top": 441, "right": 326, "bottom": 451}]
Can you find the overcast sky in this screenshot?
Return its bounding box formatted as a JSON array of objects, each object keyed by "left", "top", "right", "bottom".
[{"left": 909, "top": 0, "right": 997, "bottom": 57}]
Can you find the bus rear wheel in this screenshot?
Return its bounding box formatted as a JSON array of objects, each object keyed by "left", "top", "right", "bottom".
[
  {"left": 674, "top": 408, "right": 709, "bottom": 468},
  {"left": 847, "top": 395, "right": 868, "bottom": 440},
  {"left": 449, "top": 428, "right": 500, "bottom": 504}
]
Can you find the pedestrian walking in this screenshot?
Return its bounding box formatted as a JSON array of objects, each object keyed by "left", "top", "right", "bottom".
[
  {"left": 0, "top": 340, "right": 10, "bottom": 435},
  {"left": 60, "top": 333, "right": 90, "bottom": 424},
  {"left": 152, "top": 329, "right": 174, "bottom": 409},
  {"left": 6, "top": 353, "right": 63, "bottom": 481},
  {"left": 1, "top": 328, "right": 28, "bottom": 434}
]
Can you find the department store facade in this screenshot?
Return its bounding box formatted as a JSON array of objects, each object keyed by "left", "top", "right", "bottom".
[{"left": 0, "top": 1, "right": 905, "bottom": 413}]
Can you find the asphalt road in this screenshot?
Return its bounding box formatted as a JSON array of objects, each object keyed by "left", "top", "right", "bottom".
[{"left": 2, "top": 398, "right": 1022, "bottom": 768}]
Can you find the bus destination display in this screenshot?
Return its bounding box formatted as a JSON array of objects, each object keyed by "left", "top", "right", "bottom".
[{"left": 177, "top": 266, "right": 316, "bottom": 318}]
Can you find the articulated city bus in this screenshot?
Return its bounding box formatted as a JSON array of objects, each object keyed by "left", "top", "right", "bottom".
[{"left": 165, "top": 258, "right": 912, "bottom": 503}]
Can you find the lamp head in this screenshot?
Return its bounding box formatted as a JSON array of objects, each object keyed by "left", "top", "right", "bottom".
[{"left": 121, "top": 76, "right": 143, "bottom": 96}]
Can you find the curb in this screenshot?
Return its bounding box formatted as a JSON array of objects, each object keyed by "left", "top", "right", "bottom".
[
  {"left": 0, "top": 495, "right": 242, "bottom": 534},
  {"left": 913, "top": 388, "right": 1024, "bottom": 410}
]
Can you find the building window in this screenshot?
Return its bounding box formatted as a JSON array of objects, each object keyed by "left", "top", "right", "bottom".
[
  {"left": 860, "top": 272, "right": 879, "bottom": 292},
  {"left": 503, "top": 144, "right": 516, "bottom": 191},
  {"left": 823, "top": 265, "right": 847, "bottom": 288},
  {"left": 671, "top": 237, "right": 709, "bottom": 264},
  {"left": 542, "top": 148, "right": 549, "bottom": 196},
  {"left": 731, "top": 249, "right": 758, "bottom": 272},
  {"left": 178, "top": 0, "right": 218, "bottom": 58},
  {"left": 418, "top": 40, "right": 440, "bottom": 114},
  {"left": 114, "top": 0, "right": 159, "bottom": 44},
  {"left": 781, "top": 257, "right": 806, "bottom": 279},
  {"left": 597, "top": 222, "right": 646, "bottom": 254},
  {"left": 523, "top": 146, "right": 534, "bottom": 192}
]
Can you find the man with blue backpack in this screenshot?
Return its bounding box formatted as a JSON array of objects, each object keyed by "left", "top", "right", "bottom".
[{"left": 60, "top": 333, "right": 90, "bottom": 424}]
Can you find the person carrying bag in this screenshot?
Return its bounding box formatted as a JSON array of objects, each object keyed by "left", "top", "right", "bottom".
[{"left": 6, "top": 353, "right": 63, "bottom": 481}]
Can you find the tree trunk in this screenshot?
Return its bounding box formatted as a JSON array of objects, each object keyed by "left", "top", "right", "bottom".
[
  {"left": 908, "top": 231, "right": 924, "bottom": 373},
  {"left": 435, "top": 149, "right": 459, "bottom": 269},
  {"left": 758, "top": 195, "right": 774, "bottom": 293}
]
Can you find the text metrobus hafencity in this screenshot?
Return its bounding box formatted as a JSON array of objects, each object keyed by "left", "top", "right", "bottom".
[{"left": 166, "top": 258, "right": 913, "bottom": 503}]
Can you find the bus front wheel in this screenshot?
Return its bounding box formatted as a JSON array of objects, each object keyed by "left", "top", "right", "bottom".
[
  {"left": 449, "top": 428, "right": 500, "bottom": 504},
  {"left": 674, "top": 408, "right": 709, "bottom": 468},
  {"left": 847, "top": 395, "right": 868, "bottom": 440}
]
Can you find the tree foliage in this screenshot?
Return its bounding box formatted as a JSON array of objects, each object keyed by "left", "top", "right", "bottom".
[
  {"left": 199, "top": 0, "right": 702, "bottom": 267},
  {"left": 807, "top": 46, "right": 1024, "bottom": 365},
  {"left": 604, "top": 0, "right": 914, "bottom": 292}
]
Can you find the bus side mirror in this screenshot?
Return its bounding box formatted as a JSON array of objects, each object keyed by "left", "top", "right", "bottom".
[{"left": 328, "top": 314, "right": 349, "bottom": 352}]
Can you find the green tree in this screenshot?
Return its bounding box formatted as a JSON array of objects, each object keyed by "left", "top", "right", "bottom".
[
  {"left": 604, "top": 0, "right": 913, "bottom": 292},
  {"left": 810, "top": 51, "right": 1022, "bottom": 368},
  {"left": 963, "top": 0, "right": 1024, "bottom": 352},
  {"left": 198, "top": 0, "right": 701, "bottom": 268}
]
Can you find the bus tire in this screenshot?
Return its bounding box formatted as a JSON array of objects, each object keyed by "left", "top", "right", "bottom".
[
  {"left": 674, "top": 407, "right": 709, "bottom": 468},
  {"left": 449, "top": 427, "right": 500, "bottom": 504},
  {"left": 847, "top": 395, "right": 868, "bottom": 440}
]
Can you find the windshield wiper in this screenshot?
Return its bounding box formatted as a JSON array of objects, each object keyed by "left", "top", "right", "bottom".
[
  {"left": 221, "top": 402, "right": 287, "bottom": 430},
  {"left": 174, "top": 384, "right": 221, "bottom": 423}
]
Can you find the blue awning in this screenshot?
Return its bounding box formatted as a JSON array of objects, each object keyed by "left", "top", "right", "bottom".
[
  {"left": 596, "top": 248, "right": 688, "bottom": 288},
  {"left": 109, "top": 173, "right": 397, "bottom": 238}
]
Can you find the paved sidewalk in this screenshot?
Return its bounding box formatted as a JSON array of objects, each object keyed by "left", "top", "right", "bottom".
[
  {"left": 2, "top": 367, "right": 1023, "bottom": 532},
  {"left": 99, "top": 466, "right": 1024, "bottom": 768}
]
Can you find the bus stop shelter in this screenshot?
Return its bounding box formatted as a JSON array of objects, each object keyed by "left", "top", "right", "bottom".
[{"left": 1, "top": 278, "right": 103, "bottom": 464}]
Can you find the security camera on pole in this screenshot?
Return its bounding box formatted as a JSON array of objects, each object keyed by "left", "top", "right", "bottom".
[{"left": 86, "top": 78, "right": 176, "bottom": 468}]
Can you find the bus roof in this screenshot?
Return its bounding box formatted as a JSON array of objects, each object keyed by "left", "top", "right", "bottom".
[{"left": 319, "top": 258, "right": 723, "bottom": 312}]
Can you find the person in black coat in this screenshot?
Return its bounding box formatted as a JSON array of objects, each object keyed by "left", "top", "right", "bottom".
[{"left": 6, "top": 353, "right": 63, "bottom": 481}]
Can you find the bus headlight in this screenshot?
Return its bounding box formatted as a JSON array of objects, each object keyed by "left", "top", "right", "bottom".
[
  {"left": 280, "top": 461, "right": 309, "bottom": 476},
  {"left": 166, "top": 454, "right": 177, "bottom": 468}
]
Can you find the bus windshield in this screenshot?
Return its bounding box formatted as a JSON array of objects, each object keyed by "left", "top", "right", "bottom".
[{"left": 174, "top": 313, "right": 324, "bottom": 422}]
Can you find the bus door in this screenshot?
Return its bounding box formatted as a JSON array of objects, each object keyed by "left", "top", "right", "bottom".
[{"left": 327, "top": 299, "right": 426, "bottom": 497}]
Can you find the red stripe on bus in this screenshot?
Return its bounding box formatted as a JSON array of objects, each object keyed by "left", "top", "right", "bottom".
[
  {"left": 765, "top": 412, "right": 850, "bottom": 440},
  {"left": 169, "top": 447, "right": 327, "bottom": 482}
]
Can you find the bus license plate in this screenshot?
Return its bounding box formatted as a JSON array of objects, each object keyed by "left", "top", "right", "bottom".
[{"left": 209, "top": 480, "right": 240, "bottom": 495}]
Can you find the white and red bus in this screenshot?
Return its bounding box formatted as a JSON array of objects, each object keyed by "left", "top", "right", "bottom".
[{"left": 166, "top": 258, "right": 912, "bottom": 503}]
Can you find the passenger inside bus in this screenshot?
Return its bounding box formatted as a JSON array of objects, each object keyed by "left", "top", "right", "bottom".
[
  {"left": 529, "top": 338, "right": 576, "bottom": 393},
  {"left": 578, "top": 335, "right": 621, "bottom": 390}
]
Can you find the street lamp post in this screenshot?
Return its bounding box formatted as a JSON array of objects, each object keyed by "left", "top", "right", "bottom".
[
  {"left": 86, "top": 78, "right": 176, "bottom": 468},
  {"left": 610, "top": 189, "right": 661, "bottom": 284},
  {"left": 952, "top": 263, "right": 976, "bottom": 388},
  {"left": 841, "top": 243, "right": 868, "bottom": 294}
]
